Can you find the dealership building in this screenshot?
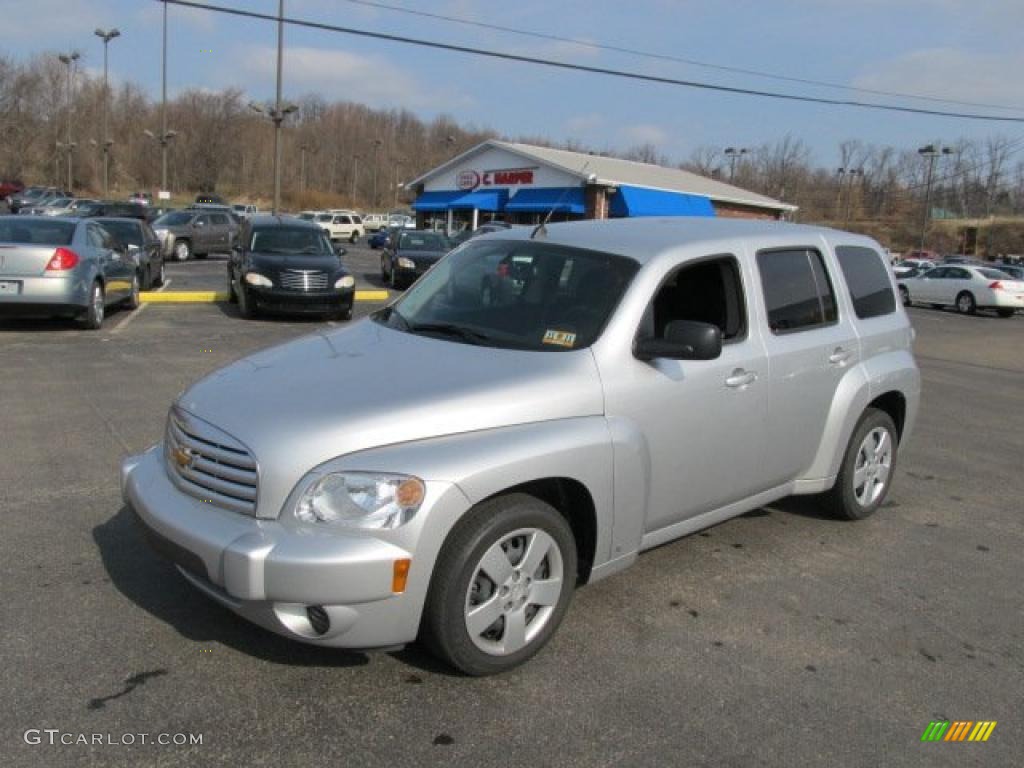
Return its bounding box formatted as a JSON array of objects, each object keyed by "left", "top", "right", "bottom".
[{"left": 406, "top": 140, "right": 796, "bottom": 231}]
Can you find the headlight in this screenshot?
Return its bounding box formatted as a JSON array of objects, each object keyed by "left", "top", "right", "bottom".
[
  {"left": 334, "top": 275, "right": 355, "bottom": 289},
  {"left": 295, "top": 472, "right": 426, "bottom": 529},
  {"left": 154, "top": 228, "right": 168, "bottom": 239},
  {"left": 244, "top": 272, "right": 272, "bottom": 287},
  {"left": 397, "top": 256, "right": 415, "bottom": 269}
]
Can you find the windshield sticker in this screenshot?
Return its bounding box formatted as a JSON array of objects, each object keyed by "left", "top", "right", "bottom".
[{"left": 542, "top": 330, "right": 577, "bottom": 348}]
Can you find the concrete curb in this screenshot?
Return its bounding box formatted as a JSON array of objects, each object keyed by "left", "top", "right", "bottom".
[{"left": 141, "top": 289, "right": 390, "bottom": 303}]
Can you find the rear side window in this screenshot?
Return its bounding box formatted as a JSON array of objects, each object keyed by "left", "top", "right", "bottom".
[
  {"left": 835, "top": 246, "right": 896, "bottom": 319},
  {"left": 757, "top": 248, "right": 838, "bottom": 333}
]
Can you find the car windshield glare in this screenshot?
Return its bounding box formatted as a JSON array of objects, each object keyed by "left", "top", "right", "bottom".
[
  {"left": 399, "top": 233, "right": 449, "bottom": 251},
  {"left": 0, "top": 218, "right": 76, "bottom": 245},
  {"left": 251, "top": 228, "right": 332, "bottom": 254},
  {"left": 375, "top": 240, "right": 639, "bottom": 351}
]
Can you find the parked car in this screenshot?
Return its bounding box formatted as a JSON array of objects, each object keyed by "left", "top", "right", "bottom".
[
  {"left": 898, "top": 265, "right": 1024, "bottom": 317},
  {"left": 368, "top": 224, "right": 401, "bottom": 250},
  {"left": 362, "top": 212, "right": 390, "bottom": 232},
  {"left": 314, "top": 211, "right": 364, "bottom": 243},
  {"left": 95, "top": 217, "right": 166, "bottom": 290},
  {"left": 232, "top": 203, "right": 259, "bottom": 218},
  {"left": 195, "top": 193, "right": 228, "bottom": 206},
  {"left": 1, "top": 179, "right": 25, "bottom": 201},
  {"left": 892, "top": 258, "right": 935, "bottom": 277},
  {"left": 380, "top": 230, "right": 452, "bottom": 288},
  {"left": 122, "top": 218, "right": 920, "bottom": 675},
  {"left": 152, "top": 208, "right": 237, "bottom": 261},
  {"left": 146, "top": 206, "right": 176, "bottom": 223},
  {"left": 73, "top": 200, "right": 149, "bottom": 221},
  {"left": 21, "top": 196, "right": 77, "bottom": 216},
  {"left": 296, "top": 210, "right": 318, "bottom": 221},
  {"left": 0, "top": 215, "right": 140, "bottom": 328},
  {"left": 128, "top": 192, "right": 153, "bottom": 206},
  {"left": 226, "top": 216, "right": 355, "bottom": 320},
  {"left": 9, "top": 186, "right": 65, "bottom": 214},
  {"left": 991, "top": 263, "right": 1024, "bottom": 281}
]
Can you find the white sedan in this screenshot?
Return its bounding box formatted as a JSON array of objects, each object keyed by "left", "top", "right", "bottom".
[{"left": 898, "top": 265, "right": 1024, "bottom": 317}]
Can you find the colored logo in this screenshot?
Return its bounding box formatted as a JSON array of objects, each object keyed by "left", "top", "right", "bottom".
[
  {"left": 921, "top": 721, "right": 997, "bottom": 742},
  {"left": 457, "top": 170, "right": 480, "bottom": 190},
  {"left": 173, "top": 446, "right": 196, "bottom": 470}
]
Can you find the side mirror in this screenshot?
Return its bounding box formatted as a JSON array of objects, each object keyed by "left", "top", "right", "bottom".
[
  {"left": 333, "top": 245, "right": 347, "bottom": 257},
  {"left": 634, "top": 319, "right": 723, "bottom": 361}
]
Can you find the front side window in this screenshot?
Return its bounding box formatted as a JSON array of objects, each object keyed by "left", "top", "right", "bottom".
[
  {"left": 374, "top": 240, "right": 639, "bottom": 351},
  {"left": 757, "top": 248, "right": 838, "bottom": 333},
  {"left": 835, "top": 245, "right": 896, "bottom": 319},
  {"left": 642, "top": 255, "right": 747, "bottom": 343}
]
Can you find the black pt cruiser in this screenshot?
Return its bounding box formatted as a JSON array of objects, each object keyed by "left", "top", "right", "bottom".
[{"left": 228, "top": 216, "right": 356, "bottom": 320}]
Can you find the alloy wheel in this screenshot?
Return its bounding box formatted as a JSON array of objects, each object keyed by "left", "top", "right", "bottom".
[{"left": 852, "top": 426, "right": 893, "bottom": 507}]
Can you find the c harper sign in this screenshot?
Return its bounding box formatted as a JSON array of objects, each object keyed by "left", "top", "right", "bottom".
[{"left": 456, "top": 167, "right": 537, "bottom": 191}]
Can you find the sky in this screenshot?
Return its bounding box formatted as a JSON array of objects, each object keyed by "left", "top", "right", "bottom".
[{"left": 2, "top": 0, "right": 1024, "bottom": 167}]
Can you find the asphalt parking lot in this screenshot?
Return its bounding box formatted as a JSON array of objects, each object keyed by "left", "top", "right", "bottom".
[{"left": 1, "top": 270, "right": 1021, "bottom": 766}]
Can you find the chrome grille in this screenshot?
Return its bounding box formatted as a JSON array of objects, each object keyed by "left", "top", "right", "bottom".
[
  {"left": 279, "top": 269, "right": 328, "bottom": 290},
  {"left": 164, "top": 408, "right": 258, "bottom": 516}
]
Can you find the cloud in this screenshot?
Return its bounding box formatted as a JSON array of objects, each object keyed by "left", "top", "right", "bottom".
[
  {"left": 852, "top": 48, "right": 1024, "bottom": 109},
  {"left": 231, "top": 45, "right": 470, "bottom": 110},
  {"left": 135, "top": 0, "right": 217, "bottom": 32},
  {"left": 0, "top": 0, "right": 111, "bottom": 43},
  {"left": 565, "top": 113, "right": 604, "bottom": 137},
  {"left": 622, "top": 123, "right": 669, "bottom": 146}
]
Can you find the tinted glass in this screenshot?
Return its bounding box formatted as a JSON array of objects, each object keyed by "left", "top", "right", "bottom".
[
  {"left": 154, "top": 211, "right": 193, "bottom": 226},
  {"left": 948, "top": 268, "right": 970, "bottom": 279},
  {"left": 978, "top": 268, "right": 1011, "bottom": 280},
  {"left": 398, "top": 232, "right": 449, "bottom": 251},
  {"left": 757, "top": 248, "right": 838, "bottom": 333},
  {"left": 835, "top": 246, "right": 896, "bottom": 319},
  {"left": 316, "top": 213, "right": 333, "bottom": 222},
  {"left": 375, "top": 240, "right": 639, "bottom": 351},
  {"left": 250, "top": 227, "right": 333, "bottom": 255},
  {"left": 98, "top": 220, "right": 143, "bottom": 246},
  {"left": 0, "top": 218, "right": 75, "bottom": 245}
]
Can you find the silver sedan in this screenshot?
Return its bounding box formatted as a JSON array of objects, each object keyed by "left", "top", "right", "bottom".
[{"left": 0, "top": 215, "right": 140, "bottom": 329}]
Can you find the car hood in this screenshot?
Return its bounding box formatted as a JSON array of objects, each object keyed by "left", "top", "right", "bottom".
[
  {"left": 248, "top": 252, "right": 344, "bottom": 272},
  {"left": 176, "top": 319, "right": 604, "bottom": 517}
]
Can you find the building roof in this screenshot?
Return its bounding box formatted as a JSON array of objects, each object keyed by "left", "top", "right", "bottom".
[{"left": 407, "top": 139, "right": 797, "bottom": 213}]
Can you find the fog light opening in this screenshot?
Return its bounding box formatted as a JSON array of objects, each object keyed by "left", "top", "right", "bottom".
[{"left": 306, "top": 605, "right": 330, "bottom": 635}]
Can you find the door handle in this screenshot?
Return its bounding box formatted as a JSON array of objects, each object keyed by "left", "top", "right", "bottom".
[
  {"left": 828, "top": 347, "right": 852, "bottom": 365},
  {"left": 725, "top": 369, "right": 757, "bottom": 388}
]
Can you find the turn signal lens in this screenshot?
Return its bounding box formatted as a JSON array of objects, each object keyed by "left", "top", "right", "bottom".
[
  {"left": 45, "top": 247, "right": 80, "bottom": 271},
  {"left": 392, "top": 559, "right": 411, "bottom": 594}
]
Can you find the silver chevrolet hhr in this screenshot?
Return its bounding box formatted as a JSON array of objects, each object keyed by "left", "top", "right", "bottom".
[{"left": 122, "top": 218, "right": 920, "bottom": 675}]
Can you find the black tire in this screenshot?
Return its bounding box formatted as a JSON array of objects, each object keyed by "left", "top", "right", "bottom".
[
  {"left": 227, "top": 269, "right": 238, "bottom": 303},
  {"left": 81, "top": 281, "right": 105, "bottom": 330},
  {"left": 390, "top": 266, "right": 400, "bottom": 290},
  {"left": 898, "top": 285, "right": 910, "bottom": 307},
  {"left": 822, "top": 408, "right": 899, "bottom": 521},
  {"left": 349, "top": 231, "right": 358, "bottom": 244},
  {"left": 955, "top": 291, "right": 976, "bottom": 315},
  {"left": 330, "top": 305, "right": 353, "bottom": 322},
  {"left": 173, "top": 239, "right": 191, "bottom": 262},
  {"left": 125, "top": 272, "right": 141, "bottom": 310},
  {"left": 996, "top": 308, "right": 1014, "bottom": 318},
  {"left": 237, "top": 283, "right": 256, "bottom": 318},
  {"left": 153, "top": 260, "right": 166, "bottom": 287},
  {"left": 380, "top": 256, "right": 389, "bottom": 281},
  {"left": 421, "top": 493, "right": 578, "bottom": 676}
]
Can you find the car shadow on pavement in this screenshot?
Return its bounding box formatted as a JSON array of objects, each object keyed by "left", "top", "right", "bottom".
[{"left": 93, "top": 505, "right": 369, "bottom": 669}]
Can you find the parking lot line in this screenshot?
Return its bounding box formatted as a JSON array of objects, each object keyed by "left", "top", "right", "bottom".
[
  {"left": 109, "top": 302, "right": 149, "bottom": 335},
  {"left": 139, "top": 289, "right": 390, "bottom": 303}
]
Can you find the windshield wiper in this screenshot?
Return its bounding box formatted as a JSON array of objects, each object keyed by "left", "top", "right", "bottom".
[{"left": 408, "top": 322, "right": 494, "bottom": 345}]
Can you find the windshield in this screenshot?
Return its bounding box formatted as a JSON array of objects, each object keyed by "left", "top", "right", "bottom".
[
  {"left": 154, "top": 211, "right": 193, "bottom": 226},
  {"left": 46, "top": 197, "right": 73, "bottom": 207},
  {"left": 250, "top": 227, "right": 333, "bottom": 255},
  {"left": 315, "top": 213, "right": 333, "bottom": 222},
  {"left": 374, "top": 239, "right": 639, "bottom": 351},
  {"left": 0, "top": 218, "right": 75, "bottom": 245},
  {"left": 100, "top": 221, "right": 143, "bottom": 246},
  {"left": 398, "top": 232, "right": 450, "bottom": 251}
]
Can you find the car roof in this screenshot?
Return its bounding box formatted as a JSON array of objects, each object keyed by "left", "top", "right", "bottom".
[
  {"left": 94, "top": 217, "right": 144, "bottom": 225},
  {"left": 487, "top": 217, "right": 880, "bottom": 265},
  {"left": 248, "top": 215, "right": 323, "bottom": 230}
]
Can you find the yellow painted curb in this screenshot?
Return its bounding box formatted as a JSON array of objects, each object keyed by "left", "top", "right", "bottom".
[{"left": 139, "top": 289, "right": 391, "bottom": 303}]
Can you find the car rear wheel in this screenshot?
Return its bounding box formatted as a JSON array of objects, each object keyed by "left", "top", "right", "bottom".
[
  {"left": 81, "top": 281, "right": 105, "bottom": 330},
  {"left": 956, "top": 291, "right": 976, "bottom": 315},
  {"left": 153, "top": 261, "right": 166, "bottom": 287},
  {"left": 173, "top": 240, "right": 191, "bottom": 262},
  {"left": 421, "top": 493, "right": 577, "bottom": 676},
  {"left": 125, "top": 272, "right": 141, "bottom": 310},
  {"left": 349, "top": 231, "right": 358, "bottom": 244},
  {"left": 380, "top": 256, "right": 389, "bottom": 281},
  {"left": 823, "top": 408, "right": 898, "bottom": 521}
]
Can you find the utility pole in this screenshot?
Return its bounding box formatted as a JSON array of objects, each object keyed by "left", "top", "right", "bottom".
[
  {"left": 834, "top": 167, "right": 846, "bottom": 220},
  {"left": 142, "top": 2, "right": 177, "bottom": 197},
  {"left": 393, "top": 157, "right": 405, "bottom": 207},
  {"left": 94, "top": 28, "right": 120, "bottom": 196},
  {"left": 371, "top": 138, "right": 383, "bottom": 207},
  {"left": 300, "top": 145, "right": 307, "bottom": 192},
  {"left": 57, "top": 52, "right": 80, "bottom": 192},
  {"left": 724, "top": 147, "right": 748, "bottom": 183},
  {"left": 844, "top": 168, "right": 864, "bottom": 226},
  {"left": 351, "top": 153, "right": 360, "bottom": 202},
  {"left": 917, "top": 144, "right": 952, "bottom": 251}
]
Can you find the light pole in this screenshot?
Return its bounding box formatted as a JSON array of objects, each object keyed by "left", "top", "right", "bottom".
[
  {"left": 918, "top": 144, "right": 953, "bottom": 251},
  {"left": 350, "top": 153, "right": 361, "bottom": 203},
  {"left": 248, "top": 0, "right": 296, "bottom": 215},
  {"left": 835, "top": 167, "right": 846, "bottom": 219},
  {"left": 94, "top": 28, "right": 120, "bottom": 196},
  {"left": 57, "top": 52, "right": 80, "bottom": 192},
  {"left": 393, "top": 157, "right": 405, "bottom": 207},
  {"left": 724, "top": 147, "right": 748, "bottom": 183},
  {"left": 143, "top": 128, "right": 178, "bottom": 192},
  {"left": 371, "top": 138, "right": 383, "bottom": 207},
  {"left": 844, "top": 168, "right": 864, "bottom": 226},
  {"left": 143, "top": 2, "right": 177, "bottom": 196}
]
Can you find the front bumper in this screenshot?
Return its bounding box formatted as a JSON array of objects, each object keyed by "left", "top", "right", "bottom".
[
  {"left": 248, "top": 286, "right": 355, "bottom": 315},
  {"left": 121, "top": 445, "right": 458, "bottom": 648}
]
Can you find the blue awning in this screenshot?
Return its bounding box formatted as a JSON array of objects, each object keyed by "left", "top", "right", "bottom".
[
  {"left": 448, "top": 189, "right": 509, "bottom": 212},
  {"left": 411, "top": 190, "right": 465, "bottom": 211},
  {"left": 609, "top": 185, "right": 715, "bottom": 217},
  {"left": 505, "top": 187, "right": 586, "bottom": 214}
]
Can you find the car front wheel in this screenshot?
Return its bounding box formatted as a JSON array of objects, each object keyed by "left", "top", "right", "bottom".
[
  {"left": 173, "top": 240, "right": 191, "bottom": 262},
  {"left": 237, "top": 283, "right": 256, "bottom": 318},
  {"left": 823, "top": 408, "right": 898, "bottom": 520},
  {"left": 421, "top": 493, "right": 577, "bottom": 676}
]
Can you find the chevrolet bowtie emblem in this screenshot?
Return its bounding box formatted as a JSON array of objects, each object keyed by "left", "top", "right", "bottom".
[{"left": 173, "top": 446, "right": 195, "bottom": 469}]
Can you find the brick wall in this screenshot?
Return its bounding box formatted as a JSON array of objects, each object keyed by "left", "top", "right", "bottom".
[{"left": 585, "top": 185, "right": 609, "bottom": 220}]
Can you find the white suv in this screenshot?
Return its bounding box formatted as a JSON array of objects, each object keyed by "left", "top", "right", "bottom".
[{"left": 315, "top": 212, "right": 364, "bottom": 243}]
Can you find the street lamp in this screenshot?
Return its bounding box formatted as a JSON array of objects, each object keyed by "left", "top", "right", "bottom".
[
  {"left": 57, "top": 51, "right": 80, "bottom": 192},
  {"left": 918, "top": 144, "right": 954, "bottom": 251},
  {"left": 723, "top": 147, "right": 749, "bottom": 182},
  {"left": 94, "top": 28, "right": 120, "bottom": 196}
]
